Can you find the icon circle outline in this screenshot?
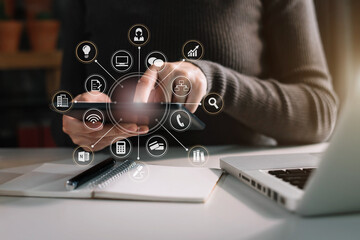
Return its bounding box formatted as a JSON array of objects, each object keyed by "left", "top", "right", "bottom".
[
  {"left": 109, "top": 137, "right": 132, "bottom": 159},
  {"left": 169, "top": 109, "right": 192, "bottom": 132},
  {"left": 72, "top": 145, "right": 94, "bottom": 166},
  {"left": 75, "top": 41, "right": 98, "bottom": 63},
  {"left": 82, "top": 108, "right": 105, "bottom": 131},
  {"left": 188, "top": 145, "right": 209, "bottom": 166},
  {"left": 145, "top": 135, "right": 168, "bottom": 158},
  {"left": 84, "top": 74, "right": 107, "bottom": 96},
  {"left": 182, "top": 40, "right": 204, "bottom": 60},
  {"left": 106, "top": 73, "right": 170, "bottom": 136},
  {"left": 128, "top": 161, "right": 150, "bottom": 182},
  {"left": 127, "top": 24, "right": 151, "bottom": 47},
  {"left": 202, "top": 92, "right": 224, "bottom": 115},
  {"left": 171, "top": 76, "right": 192, "bottom": 98},
  {"left": 51, "top": 90, "right": 73, "bottom": 113},
  {"left": 110, "top": 50, "right": 133, "bottom": 73},
  {"left": 145, "top": 51, "right": 167, "bottom": 73}
]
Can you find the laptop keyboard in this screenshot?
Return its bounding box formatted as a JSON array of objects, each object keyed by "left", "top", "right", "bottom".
[{"left": 268, "top": 168, "right": 316, "bottom": 189}]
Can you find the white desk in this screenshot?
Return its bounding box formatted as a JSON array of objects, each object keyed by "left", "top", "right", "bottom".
[{"left": 1, "top": 144, "right": 360, "bottom": 240}]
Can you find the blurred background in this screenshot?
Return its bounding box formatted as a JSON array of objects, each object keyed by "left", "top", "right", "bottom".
[{"left": 0, "top": 0, "right": 359, "bottom": 147}]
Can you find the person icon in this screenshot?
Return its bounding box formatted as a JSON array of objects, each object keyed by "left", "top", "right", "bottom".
[{"left": 134, "top": 28, "right": 144, "bottom": 42}]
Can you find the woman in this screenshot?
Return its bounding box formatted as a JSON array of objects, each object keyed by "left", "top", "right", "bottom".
[{"left": 53, "top": 0, "right": 338, "bottom": 151}]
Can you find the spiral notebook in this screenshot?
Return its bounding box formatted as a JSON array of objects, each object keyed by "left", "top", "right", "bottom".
[{"left": 0, "top": 160, "right": 222, "bottom": 202}]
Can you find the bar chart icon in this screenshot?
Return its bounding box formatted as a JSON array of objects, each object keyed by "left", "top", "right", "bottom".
[
  {"left": 187, "top": 45, "right": 199, "bottom": 58},
  {"left": 182, "top": 40, "right": 204, "bottom": 60},
  {"left": 193, "top": 149, "right": 205, "bottom": 163},
  {"left": 189, "top": 146, "right": 208, "bottom": 166}
]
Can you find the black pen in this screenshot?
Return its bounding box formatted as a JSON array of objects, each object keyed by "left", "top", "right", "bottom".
[{"left": 65, "top": 157, "right": 116, "bottom": 191}]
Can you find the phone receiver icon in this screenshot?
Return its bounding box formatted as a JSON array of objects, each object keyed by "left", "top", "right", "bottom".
[{"left": 176, "top": 114, "right": 185, "bottom": 127}]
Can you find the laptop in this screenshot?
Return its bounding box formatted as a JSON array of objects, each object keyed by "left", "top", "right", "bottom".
[
  {"left": 220, "top": 86, "right": 360, "bottom": 216},
  {"left": 115, "top": 56, "right": 129, "bottom": 67}
]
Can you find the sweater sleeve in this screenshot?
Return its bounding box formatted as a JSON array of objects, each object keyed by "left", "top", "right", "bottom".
[{"left": 190, "top": 0, "right": 338, "bottom": 144}]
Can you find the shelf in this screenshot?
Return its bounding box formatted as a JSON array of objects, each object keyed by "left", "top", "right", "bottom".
[
  {"left": 0, "top": 51, "right": 63, "bottom": 70},
  {"left": 0, "top": 51, "right": 63, "bottom": 99},
  {"left": 0, "top": 99, "right": 49, "bottom": 108}
]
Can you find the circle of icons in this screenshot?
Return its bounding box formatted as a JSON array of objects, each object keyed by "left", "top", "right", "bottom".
[
  {"left": 171, "top": 76, "right": 192, "bottom": 97},
  {"left": 84, "top": 74, "right": 106, "bottom": 96},
  {"left": 170, "top": 110, "right": 191, "bottom": 132},
  {"left": 68, "top": 28, "right": 217, "bottom": 165},
  {"left": 73, "top": 146, "right": 94, "bottom": 166},
  {"left": 82, "top": 108, "right": 104, "bottom": 130},
  {"left": 202, "top": 93, "right": 224, "bottom": 114},
  {"left": 145, "top": 51, "right": 167, "bottom": 72},
  {"left": 111, "top": 50, "right": 133, "bottom": 72},
  {"left": 182, "top": 40, "right": 204, "bottom": 60},
  {"left": 188, "top": 145, "right": 209, "bottom": 166},
  {"left": 146, "top": 135, "right": 168, "bottom": 157},
  {"left": 128, "top": 161, "right": 149, "bottom": 182},
  {"left": 110, "top": 137, "right": 132, "bottom": 159},
  {"left": 52, "top": 90, "right": 73, "bottom": 113},
  {"left": 128, "top": 24, "right": 150, "bottom": 47},
  {"left": 75, "top": 41, "right": 98, "bottom": 63}
]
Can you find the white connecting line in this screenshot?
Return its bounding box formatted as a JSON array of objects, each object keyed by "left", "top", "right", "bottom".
[
  {"left": 91, "top": 56, "right": 188, "bottom": 151},
  {"left": 95, "top": 59, "right": 123, "bottom": 87},
  {"left": 137, "top": 47, "right": 141, "bottom": 160},
  {"left": 91, "top": 124, "right": 117, "bottom": 149},
  {"left": 155, "top": 119, "right": 188, "bottom": 151},
  {"left": 91, "top": 118, "right": 124, "bottom": 149},
  {"left": 157, "top": 59, "right": 185, "bottom": 84},
  {"left": 137, "top": 132, "right": 140, "bottom": 160},
  {"left": 160, "top": 102, "right": 201, "bottom": 106},
  {"left": 138, "top": 47, "right": 141, "bottom": 74}
]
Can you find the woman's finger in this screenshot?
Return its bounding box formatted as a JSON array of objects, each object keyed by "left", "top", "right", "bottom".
[
  {"left": 170, "top": 75, "right": 188, "bottom": 104},
  {"left": 133, "top": 66, "right": 159, "bottom": 103},
  {"left": 87, "top": 123, "right": 138, "bottom": 138},
  {"left": 185, "top": 79, "right": 206, "bottom": 113}
]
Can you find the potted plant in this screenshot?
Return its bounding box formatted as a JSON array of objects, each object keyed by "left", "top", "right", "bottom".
[
  {"left": 24, "top": 0, "right": 51, "bottom": 20},
  {"left": 27, "top": 11, "right": 59, "bottom": 52},
  {"left": 0, "top": 0, "right": 23, "bottom": 52}
]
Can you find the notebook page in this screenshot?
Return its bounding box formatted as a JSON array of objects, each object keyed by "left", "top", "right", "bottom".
[
  {"left": 0, "top": 163, "right": 92, "bottom": 198},
  {"left": 94, "top": 165, "right": 222, "bottom": 202}
]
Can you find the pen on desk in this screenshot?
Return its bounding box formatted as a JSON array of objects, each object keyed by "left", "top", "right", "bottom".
[{"left": 65, "top": 157, "right": 116, "bottom": 191}]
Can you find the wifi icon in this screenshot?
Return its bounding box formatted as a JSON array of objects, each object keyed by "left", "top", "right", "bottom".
[
  {"left": 83, "top": 109, "right": 104, "bottom": 130},
  {"left": 86, "top": 114, "right": 101, "bottom": 123}
]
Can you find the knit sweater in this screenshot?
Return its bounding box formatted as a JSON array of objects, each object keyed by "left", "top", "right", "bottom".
[{"left": 52, "top": 0, "right": 338, "bottom": 146}]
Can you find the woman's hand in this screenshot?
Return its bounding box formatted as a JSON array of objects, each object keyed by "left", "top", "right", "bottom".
[
  {"left": 133, "top": 61, "right": 207, "bottom": 112},
  {"left": 62, "top": 92, "right": 148, "bottom": 151}
]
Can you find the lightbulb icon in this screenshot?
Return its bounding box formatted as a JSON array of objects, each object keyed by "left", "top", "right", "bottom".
[
  {"left": 76, "top": 41, "right": 97, "bottom": 63},
  {"left": 82, "top": 45, "right": 91, "bottom": 59}
]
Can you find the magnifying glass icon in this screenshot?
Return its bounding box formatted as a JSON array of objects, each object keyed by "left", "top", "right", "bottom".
[{"left": 208, "top": 97, "right": 219, "bottom": 109}]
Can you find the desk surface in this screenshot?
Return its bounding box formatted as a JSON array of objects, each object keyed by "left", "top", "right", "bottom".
[{"left": 1, "top": 144, "right": 360, "bottom": 240}]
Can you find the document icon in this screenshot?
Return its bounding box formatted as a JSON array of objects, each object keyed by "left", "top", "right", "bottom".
[
  {"left": 78, "top": 151, "right": 90, "bottom": 162},
  {"left": 91, "top": 79, "right": 102, "bottom": 91}
]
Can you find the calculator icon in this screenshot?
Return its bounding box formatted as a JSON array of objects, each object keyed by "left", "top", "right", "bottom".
[{"left": 116, "top": 141, "right": 126, "bottom": 155}]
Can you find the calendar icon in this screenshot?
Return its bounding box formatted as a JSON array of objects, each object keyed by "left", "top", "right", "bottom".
[{"left": 116, "top": 141, "right": 126, "bottom": 155}]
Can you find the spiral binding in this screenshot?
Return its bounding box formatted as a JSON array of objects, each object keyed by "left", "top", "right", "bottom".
[{"left": 88, "top": 160, "right": 137, "bottom": 189}]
